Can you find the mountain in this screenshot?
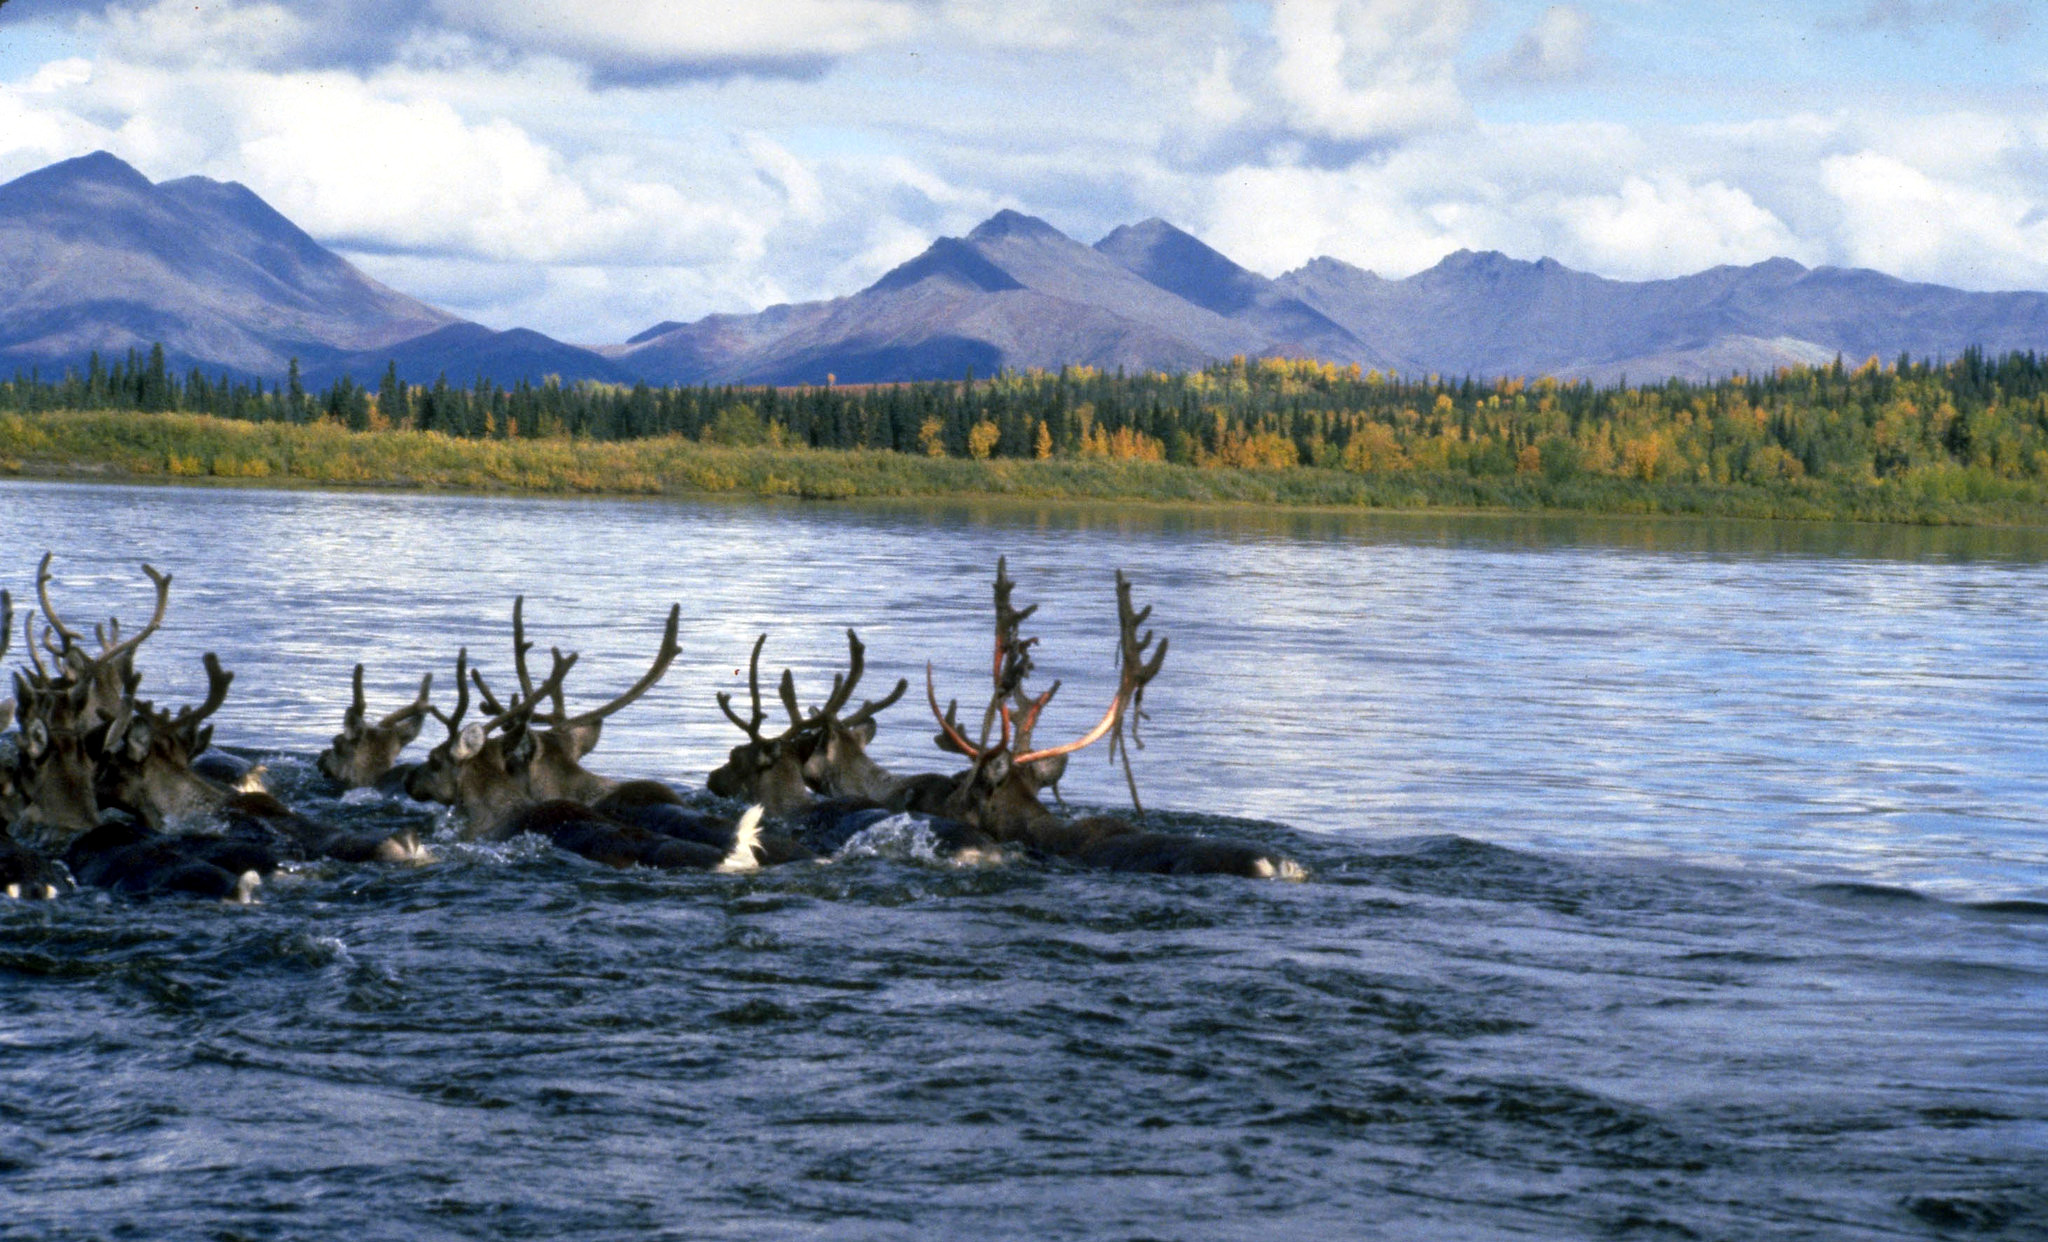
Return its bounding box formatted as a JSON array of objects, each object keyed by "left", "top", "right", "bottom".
[
  {"left": 0, "top": 152, "right": 456, "bottom": 378},
  {"left": 617, "top": 213, "right": 2048, "bottom": 387},
  {"left": 9, "top": 152, "right": 2048, "bottom": 390},
  {"left": 300, "top": 323, "right": 640, "bottom": 389},
  {"left": 1093, "top": 218, "right": 1389, "bottom": 368},
  {"left": 609, "top": 209, "right": 1282, "bottom": 385},
  {"left": 1272, "top": 250, "right": 2048, "bottom": 382},
  {"left": 0, "top": 151, "right": 626, "bottom": 387}
]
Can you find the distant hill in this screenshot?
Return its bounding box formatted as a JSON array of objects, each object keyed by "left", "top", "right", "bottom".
[
  {"left": 1270, "top": 250, "right": 2048, "bottom": 382},
  {"left": 300, "top": 324, "right": 639, "bottom": 389},
  {"left": 7, "top": 152, "right": 2048, "bottom": 390}
]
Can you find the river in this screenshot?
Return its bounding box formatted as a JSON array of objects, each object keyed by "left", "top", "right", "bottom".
[{"left": 2, "top": 480, "right": 2045, "bottom": 1240}]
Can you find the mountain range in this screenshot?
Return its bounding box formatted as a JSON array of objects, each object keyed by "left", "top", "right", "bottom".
[{"left": 6, "top": 151, "right": 2048, "bottom": 390}]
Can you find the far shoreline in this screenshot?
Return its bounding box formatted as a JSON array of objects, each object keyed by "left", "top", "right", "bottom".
[{"left": 5, "top": 409, "right": 2048, "bottom": 532}]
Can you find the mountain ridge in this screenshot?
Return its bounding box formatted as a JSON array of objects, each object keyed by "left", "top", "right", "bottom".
[{"left": 6, "top": 151, "right": 2048, "bottom": 390}]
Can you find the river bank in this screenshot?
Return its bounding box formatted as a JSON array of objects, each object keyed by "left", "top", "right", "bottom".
[{"left": 5, "top": 409, "right": 2047, "bottom": 526}]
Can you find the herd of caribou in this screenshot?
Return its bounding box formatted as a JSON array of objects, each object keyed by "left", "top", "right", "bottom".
[{"left": 0, "top": 554, "right": 1303, "bottom": 902}]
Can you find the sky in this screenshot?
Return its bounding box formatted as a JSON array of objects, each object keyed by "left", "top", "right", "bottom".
[{"left": 1, "top": 0, "right": 2045, "bottom": 343}]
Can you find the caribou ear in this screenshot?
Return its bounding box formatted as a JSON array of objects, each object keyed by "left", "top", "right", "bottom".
[
  {"left": 124, "top": 716, "right": 154, "bottom": 763},
  {"left": 193, "top": 725, "right": 214, "bottom": 756},
  {"left": 24, "top": 719, "right": 49, "bottom": 760},
  {"left": 504, "top": 725, "right": 537, "bottom": 771},
  {"left": 851, "top": 719, "right": 877, "bottom": 747},
  {"left": 801, "top": 742, "right": 832, "bottom": 787},
  {"left": 392, "top": 713, "right": 428, "bottom": 748},
  {"left": 981, "top": 750, "right": 1013, "bottom": 787},
  {"left": 453, "top": 723, "right": 487, "bottom": 762},
  {"left": 1024, "top": 752, "right": 1068, "bottom": 787}
]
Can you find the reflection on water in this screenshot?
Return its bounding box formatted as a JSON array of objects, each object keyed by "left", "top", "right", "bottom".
[{"left": 3, "top": 479, "right": 2046, "bottom": 898}]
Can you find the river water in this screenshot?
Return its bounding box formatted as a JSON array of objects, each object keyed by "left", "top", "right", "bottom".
[{"left": 2, "top": 480, "right": 2045, "bottom": 1240}]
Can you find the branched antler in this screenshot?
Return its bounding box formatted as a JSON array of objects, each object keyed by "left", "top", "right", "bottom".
[
  {"left": 718, "top": 634, "right": 771, "bottom": 743},
  {"left": 36, "top": 552, "right": 171, "bottom": 667}
]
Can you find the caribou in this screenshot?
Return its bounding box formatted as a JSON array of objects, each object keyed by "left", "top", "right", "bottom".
[
  {"left": 316, "top": 665, "right": 435, "bottom": 790},
  {"left": 3, "top": 557, "right": 425, "bottom": 900},
  {"left": 921, "top": 558, "right": 1304, "bottom": 879},
  {"left": 402, "top": 601, "right": 762, "bottom": 872},
  {"left": 706, "top": 628, "right": 996, "bottom": 859},
  {"left": 2, "top": 552, "right": 1304, "bottom": 900}
]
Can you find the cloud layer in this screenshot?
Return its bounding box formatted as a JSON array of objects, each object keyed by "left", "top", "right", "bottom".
[{"left": 3, "top": 0, "right": 2047, "bottom": 341}]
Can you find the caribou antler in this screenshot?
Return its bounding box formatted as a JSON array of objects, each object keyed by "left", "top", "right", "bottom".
[
  {"left": 832, "top": 629, "right": 908, "bottom": 730},
  {"left": 386, "top": 671, "right": 435, "bottom": 728},
  {"left": 1011, "top": 570, "right": 1167, "bottom": 811},
  {"left": 36, "top": 552, "right": 172, "bottom": 667},
  {"left": 167, "top": 652, "right": 233, "bottom": 745},
  {"left": 512, "top": 603, "right": 681, "bottom": 731},
  {"left": 0, "top": 591, "right": 11, "bottom": 730},
  {"left": 718, "top": 633, "right": 772, "bottom": 742},
  {"left": 350, "top": 663, "right": 435, "bottom": 731},
  {"left": 429, "top": 648, "right": 473, "bottom": 742}
]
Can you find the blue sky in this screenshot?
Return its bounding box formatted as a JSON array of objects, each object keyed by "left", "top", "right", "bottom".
[{"left": 2, "top": 1, "right": 2043, "bottom": 341}]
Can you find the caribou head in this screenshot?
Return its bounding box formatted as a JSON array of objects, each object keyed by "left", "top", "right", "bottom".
[
  {"left": 705, "top": 634, "right": 816, "bottom": 816},
  {"left": 7, "top": 665, "right": 113, "bottom": 852},
  {"left": 94, "top": 653, "right": 234, "bottom": 830},
  {"left": 925, "top": 558, "right": 1165, "bottom": 841},
  {"left": 3, "top": 556, "right": 181, "bottom": 853},
  {"left": 317, "top": 664, "right": 434, "bottom": 787},
  {"left": 706, "top": 628, "right": 908, "bottom": 816},
  {"left": 406, "top": 598, "right": 681, "bottom": 837}
]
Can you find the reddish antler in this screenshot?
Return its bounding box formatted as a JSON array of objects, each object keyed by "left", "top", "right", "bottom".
[{"left": 1014, "top": 570, "right": 1165, "bottom": 767}]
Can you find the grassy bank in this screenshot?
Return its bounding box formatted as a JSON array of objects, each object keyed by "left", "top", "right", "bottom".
[{"left": 4, "top": 408, "right": 2047, "bottom": 526}]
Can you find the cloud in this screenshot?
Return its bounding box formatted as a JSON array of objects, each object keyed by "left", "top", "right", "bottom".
[
  {"left": 1484, "top": 5, "right": 1593, "bottom": 85},
  {"left": 1159, "top": 0, "right": 1478, "bottom": 172},
  {"left": 1267, "top": 0, "right": 1472, "bottom": 143},
  {"left": 1554, "top": 176, "right": 1800, "bottom": 276},
  {"left": 428, "top": 0, "right": 922, "bottom": 84},
  {"left": 1821, "top": 148, "right": 2048, "bottom": 287},
  {"left": 1843, "top": 0, "right": 2031, "bottom": 44}
]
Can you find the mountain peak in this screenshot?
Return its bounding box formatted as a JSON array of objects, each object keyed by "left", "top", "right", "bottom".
[
  {"left": 1095, "top": 217, "right": 1264, "bottom": 316},
  {"left": 867, "top": 236, "right": 1026, "bottom": 295},
  {"left": 966, "top": 209, "right": 1068, "bottom": 244},
  {"left": 1100, "top": 217, "right": 1188, "bottom": 244},
  {"left": 1286, "top": 255, "right": 1381, "bottom": 284},
  {"left": 1751, "top": 256, "right": 1809, "bottom": 279},
  {"left": 1432, "top": 248, "right": 1525, "bottom": 273},
  {"left": 4, "top": 150, "right": 154, "bottom": 197}
]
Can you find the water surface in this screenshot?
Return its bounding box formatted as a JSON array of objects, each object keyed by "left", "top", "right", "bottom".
[{"left": 2, "top": 481, "right": 2045, "bottom": 1240}]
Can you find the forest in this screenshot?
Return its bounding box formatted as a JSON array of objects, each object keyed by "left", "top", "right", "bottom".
[{"left": 4, "top": 344, "right": 2048, "bottom": 520}]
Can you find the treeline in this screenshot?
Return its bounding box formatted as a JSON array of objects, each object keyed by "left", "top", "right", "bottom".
[{"left": 6, "top": 344, "right": 2048, "bottom": 498}]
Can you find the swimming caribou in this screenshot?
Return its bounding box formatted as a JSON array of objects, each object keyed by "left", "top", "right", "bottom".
[
  {"left": 400, "top": 599, "right": 762, "bottom": 872},
  {"left": 2, "top": 552, "right": 1302, "bottom": 901}
]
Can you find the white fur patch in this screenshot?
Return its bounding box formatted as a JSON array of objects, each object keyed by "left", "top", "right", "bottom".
[
  {"left": 1254, "top": 857, "right": 1309, "bottom": 882},
  {"left": 717, "top": 805, "right": 764, "bottom": 873},
  {"left": 231, "top": 870, "right": 263, "bottom": 904}
]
